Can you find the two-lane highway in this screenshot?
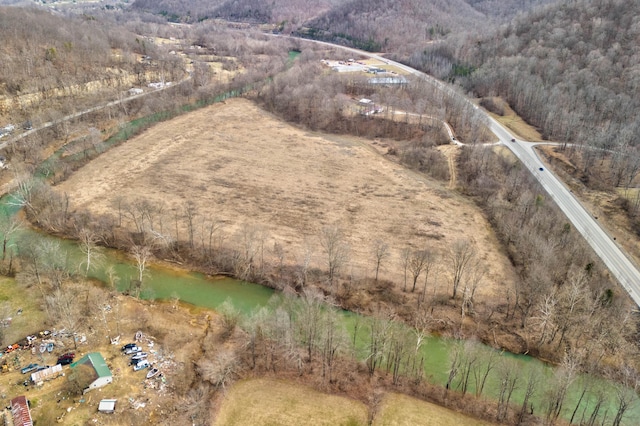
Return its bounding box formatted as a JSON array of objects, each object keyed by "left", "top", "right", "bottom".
[
  {"left": 298, "top": 38, "right": 640, "bottom": 306},
  {"left": 490, "top": 119, "right": 640, "bottom": 307}
]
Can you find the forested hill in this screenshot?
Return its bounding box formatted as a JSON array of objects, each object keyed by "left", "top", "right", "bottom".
[
  {"left": 299, "top": 0, "right": 555, "bottom": 53},
  {"left": 130, "top": 0, "right": 343, "bottom": 24},
  {"left": 460, "top": 0, "right": 640, "bottom": 148},
  {"left": 0, "top": 7, "right": 145, "bottom": 97},
  {"left": 131, "top": 0, "right": 554, "bottom": 48}
]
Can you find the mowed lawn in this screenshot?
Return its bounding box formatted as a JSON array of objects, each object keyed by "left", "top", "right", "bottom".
[
  {"left": 374, "top": 393, "right": 496, "bottom": 426},
  {"left": 214, "top": 378, "right": 368, "bottom": 426}
]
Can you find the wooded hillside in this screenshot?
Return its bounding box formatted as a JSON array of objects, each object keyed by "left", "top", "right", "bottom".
[
  {"left": 457, "top": 0, "right": 640, "bottom": 151},
  {"left": 0, "top": 7, "right": 144, "bottom": 97},
  {"left": 300, "top": 0, "right": 557, "bottom": 51},
  {"left": 131, "top": 0, "right": 343, "bottom": 25}
]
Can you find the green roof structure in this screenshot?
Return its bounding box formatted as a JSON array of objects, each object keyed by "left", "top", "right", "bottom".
[
  {"left": 70, "top": 352, "right": 113, "bottom": 392},
  {"left": 71, "top": 352, "right": 112, "bottom": 378}
]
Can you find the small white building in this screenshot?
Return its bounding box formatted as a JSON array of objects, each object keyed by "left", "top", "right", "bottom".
[
  {"left": 358, "top": 98, "right": 381, "bottom": 115},
  {"left": 31, "top": 364, "right": 63, "bottom": 383},
  {"left": 70, "top": 352, "right": 113, "bottom": 393},
  {"left": 98, "top": 399, "right": 117, "bottom": 414}
]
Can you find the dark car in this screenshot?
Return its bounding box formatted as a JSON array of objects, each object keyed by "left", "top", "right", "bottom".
[
  {"left": 57, "top": 353, "right": 75, "bottom": 365},
  {"left": 511, "top": 138, "right": 516, "bottom": 142},
  {"left": 21, "top": 363, "right": 39, "bottom": 374},
  {"left": 124, "top": 345, "right": 142, "bottom": 355},
  {"left": 539, "top": 167, "right": 544, "bottom": 171},
  {"left": 121, "top": 343, "right": 137, "bottom": 352}
]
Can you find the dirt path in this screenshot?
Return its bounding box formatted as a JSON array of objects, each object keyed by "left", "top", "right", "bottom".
[{"left": 438, "top": 145, "right": 458, "bottom": 189}]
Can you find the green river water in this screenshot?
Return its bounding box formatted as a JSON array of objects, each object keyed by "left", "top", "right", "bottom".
[{"left": 3, "top": 193, "right": 637, "bottom": 425}]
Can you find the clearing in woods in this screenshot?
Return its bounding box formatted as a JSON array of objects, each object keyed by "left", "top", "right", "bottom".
[{"left": 56, "top": 98, "right": 516, "bottom": 299}]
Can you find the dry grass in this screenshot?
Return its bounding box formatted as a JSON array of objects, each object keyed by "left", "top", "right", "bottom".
[
  {"left": 214, "top": 378, "right": 369, "bottom": 426},
  {"left": 0, "top": 277, "right": 47, "bottom": 346},
  {"left": 486, "top": 99, "right": 543, "bottom": 142},
  {"left": 214, "top": 380, "right": 495, "bottom": 426},
  {"left": 374, "top": 393, "right": 496, "bottom": 426},
  {"left": 55, "top": 98, "right": 517, "bottom": 301},
  {"left": 538, "top": 145, "right": 640, "bottom": 272}
]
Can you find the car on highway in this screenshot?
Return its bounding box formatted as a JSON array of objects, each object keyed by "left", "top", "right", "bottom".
[
  {"left": 539, "top": 167, "right": 544, "bottom": 171},
  {"left": 21, "top": 363, "right": 39, "bottom": 374},
  {"left": 511, "top": 138, "right": 516, "bottom": 142}
]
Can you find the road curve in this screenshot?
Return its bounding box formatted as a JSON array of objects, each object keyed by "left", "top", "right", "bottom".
[{"left": 294, "top": 37, "right": 640, "bottom": 306}]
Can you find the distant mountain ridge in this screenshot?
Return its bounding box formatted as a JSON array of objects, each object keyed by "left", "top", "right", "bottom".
[{"left": 131, "top": 0, "right": 555, "bottom": 51}]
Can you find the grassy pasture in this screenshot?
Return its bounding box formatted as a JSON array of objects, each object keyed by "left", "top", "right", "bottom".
[
  {"left": 214, "top": 378, "right": 369, "bottom": 426},
  {"left": 214, "top": 379, "right": 495, "bottom": 426},
  {"left": 374, "top": 393, "right": 496, "bottom": 426}
]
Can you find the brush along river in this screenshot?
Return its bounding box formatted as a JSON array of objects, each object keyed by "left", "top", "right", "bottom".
[{"left": 2, "top": 194, "right": 638, "bottom": 424}]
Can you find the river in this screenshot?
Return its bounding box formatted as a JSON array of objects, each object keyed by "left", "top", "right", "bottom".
[{"left": 2, "top": 192, "right": 637, "bottom": 424}]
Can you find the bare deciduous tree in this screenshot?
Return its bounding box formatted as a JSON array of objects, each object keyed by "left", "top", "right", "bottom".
[
  {"left": 78, "top": 228, "right": 104, "bottom": 276},
  {"left": 496, "top": 356, "right": 519, "bottom": 422},
  {"left": 448, "top": 239, "right": 476, "bottom": 299},
  {"left": 320, "top": 224, "right": 349, "bottom": 289},
  {"left": 131, "top": 244, "right": 151, "bottom": 298},
  {"left": 197, "top": 349, "right": 239, "bottom": 390},
  {"left": 371, "top": 239, "right": 389, "bottom": 283},
  {"left": 408, "top": 249, "right": 430, "bottom": 293}
]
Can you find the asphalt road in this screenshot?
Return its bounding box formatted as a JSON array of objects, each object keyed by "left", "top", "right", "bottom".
[
  {"left": 9, "top": 33, "right": 640, "bottom": 307},
  {"left": 301, "top": 39, "right": 640, "bottom": 306},
  {"left": 492, "top": 124, "right": 640, "bottom": 307}
]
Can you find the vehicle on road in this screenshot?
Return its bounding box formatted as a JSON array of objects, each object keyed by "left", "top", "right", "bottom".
[
  {"left": 511, "top": 138, "right": 516, "bottom": 142},
  {"left": 21, "top": 363, "right": 39, "bottom": 374},
  {"left": 539, "top": 167, "right": 544, "bottom": 171}
]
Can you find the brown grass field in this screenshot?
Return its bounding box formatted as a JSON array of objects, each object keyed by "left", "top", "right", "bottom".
[
  {"left": 214, "top": 378, "right": 369, "bottom": 425},
  {"left": 214, "top": 379, "right": 496, "bottom": 426},
  {"left": 56, "top": 98, "right": 517, "bottom": 300},
  {"left": 374, "top": 393, "right": 496, "bottom": 426}
]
